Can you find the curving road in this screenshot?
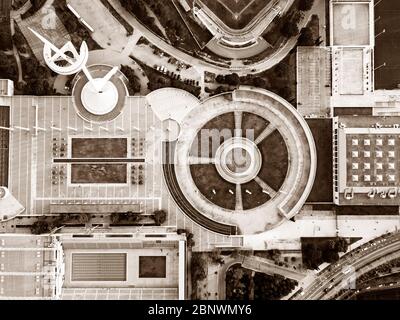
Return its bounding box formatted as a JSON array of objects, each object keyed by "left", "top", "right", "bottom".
[
  {"left": 106, "top": 0, "right": 321, "bottom": 75},
  {"left": 162, "top": 141, "right": 237, "bottom": 235},
  {"left": 293, "top": 231, "right": 400, "bottom": 300}
]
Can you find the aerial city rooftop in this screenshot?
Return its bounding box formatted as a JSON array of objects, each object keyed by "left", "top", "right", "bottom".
[{"left": 0, "top": 0, "right": 399, "bottom": 303}]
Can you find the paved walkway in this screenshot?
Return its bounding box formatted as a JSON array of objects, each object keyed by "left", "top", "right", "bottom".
[
  {"left": 241, "top": 255, "right": 306, "bottom": 282},
  {"left": 107, "top": 0, "right": 322, "bottom": 75},
  {"left": 206, "top": 37, "right": 271, "bottom": 59},
  {"left": 67, "top": 0, "right": 127, "bottom": 52},
  {"left": 173, "top": 88, "right": 316, "bottom": 234}
]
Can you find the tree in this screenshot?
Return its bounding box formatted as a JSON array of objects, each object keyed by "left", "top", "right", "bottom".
[
  {"left": 32, "top": 79, "right": 46, "bottom": 96},
  {"left": 78, "top": 213, "right": 91, "bottom": 224},
  {"left": 121, "top": 65, "right": 141, "bottom": 95},
  {"left": 298, "top": 0, "right": 315, "bottom": 11},
  {"left": 65, "top": 18, "right": 78, "bottom": 34},
  {"left": 0, "top": 52, "right": 8, "bottom": 68},
  {"left": 253, "top": 76, "right": 267, "bottom": 88},
  {"left": 225, "top": 73, "right": 240, "bottom": 86},
  {"left": 13, "top": 32, "right": 26, "bottom": 48},
  {"left": 110, "top": 212, "right": 141, "bottom": 224},
  {"left": 30, "top": 220, "right": 50, "bottom": 235},
  {"left": 324, "top": 250, "right": 339, "bottom": 264},
  {"left": 209, "top": 249, "right": 224, "bottom": 265},
  {"left": 191, "top": 253, "right": 207, "bottom": 282},
  {"left": 0, "top": 31, "right": 12, "bottom": 50},
  {"left": 280, "top": 21, "right": 299, "bottom": 38},
  {"left": 303, "top": 243, "right": 323, "bottom": 269},
  {"left": 32, "top": 0, "right": 46, "bottom": 9},
  {"left": 216, "top": 74, "right": 225, "bottom": 83},
  {"left": 298, "top": 27, "right": 315, "bottom": 46},
  {"left": 186, "top": 232, "right": 195, "bottom": 247},
  {"left": 335, "top": 238, "right": 349, "bottom": 252},
  {"left": 153, "top": 209, "right": 167, "bottom": 226}
]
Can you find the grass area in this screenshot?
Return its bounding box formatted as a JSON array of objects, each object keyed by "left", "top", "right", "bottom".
[
  {"left": 71, "top": 164, "right": 127, "bottom": 184},
  {"left": 258, "top": 130, "right": 289, "bottom": 192},
  {"left": 241, "top": 112, "right": 269, "bottom": 142},
  {"left": 242, "top": 180, "right": 270, "bottom": 210},
  {"left": 239, "top": 52, "right": 297, "bottom": 104},
  {"left": 189, "top": 111, "right": 288, "bottom": 210},
  {"left": 306, "top": 119, "right": 333, "bottom": 202},
  {"left": 190, "top": 164, "right": 236, "bottom": 210},
  {"left": 139, "top": 256, "right": 167, "bottom": 278},
  {"left": 355, "top": 287, "right": 400, "bottom": 300},
  {"left": 71, "top": 138, "right": 127, "bottom": 158},
  {"left": 193, "top": 112, "right": 235, "bottom": 157}
]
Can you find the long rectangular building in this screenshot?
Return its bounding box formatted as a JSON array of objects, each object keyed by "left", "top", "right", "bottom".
[
  {"left": 0, "top": 235, "right": 64, "bottom": 300},
  {"left": 0, "top": 233, "right": 186, "bottom": 300}
]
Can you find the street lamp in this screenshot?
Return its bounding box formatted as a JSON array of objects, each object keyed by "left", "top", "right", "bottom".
[
  {"left": 375, "top": 29, "right": 386, "bottom": 38},
  {"left": 374, "top": 62, "right": 386, "bottom": 71}
]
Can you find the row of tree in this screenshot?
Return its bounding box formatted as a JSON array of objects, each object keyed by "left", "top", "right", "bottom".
[
  {"left": 110, "top": 210, "right": 167, "bottom": 226},
  {"left": 120, "top": 65, "right": 141, "bottom": 95},
  {"left": 302, "top": 238, "right": 349, "bottom": 270},
  {"left": 226, "top": 264, "right": 298, "bottom": 300}
]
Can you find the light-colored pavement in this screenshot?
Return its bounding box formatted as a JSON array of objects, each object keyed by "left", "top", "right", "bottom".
[
  {"left": 205, "top": 37, "right": 271, "bottom": 59},
  {"left": 16, "top": 0, "right": 71, "bottom": 63},
  {"left": 67, "top": 0, "right": 128, "bottom": 52},
  {"left": 173, "top": 88, "right": 316, "bottom": 235},
  {"left": 107, "top": 0, "right": 322, "bottom": 75},
  {"left": 241, "top": 255, "right": 307, "bottom": 282}
]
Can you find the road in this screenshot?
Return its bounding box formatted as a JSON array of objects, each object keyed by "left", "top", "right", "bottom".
[
  {"left": 293, "top": 231, "right": 400, "bottom": 300},
  {"left": 107, "top": 0, "right": 322, "bottom": 75}
]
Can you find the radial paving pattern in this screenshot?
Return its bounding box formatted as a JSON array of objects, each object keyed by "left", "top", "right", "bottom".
[
  {"left": 173, "top": 88, "right": 317, "bottom": 234},
  {"left": 189, "top": 112, "right": 288, "bottom": 211}
]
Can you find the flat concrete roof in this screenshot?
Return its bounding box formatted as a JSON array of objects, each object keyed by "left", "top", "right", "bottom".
[
  {"left": 331, "top": 2, "right": 371, "bottom": 46},
  {"left": 335, "top": 116, "right": 400, "bottom": 205}
]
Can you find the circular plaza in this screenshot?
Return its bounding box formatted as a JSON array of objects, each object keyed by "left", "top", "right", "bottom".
[
  {"left": 173, "top": 87, "right": 317, "bottom": 234},
  {"left": 72, "top": 64, "right": 129, "bottom": 123}
]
